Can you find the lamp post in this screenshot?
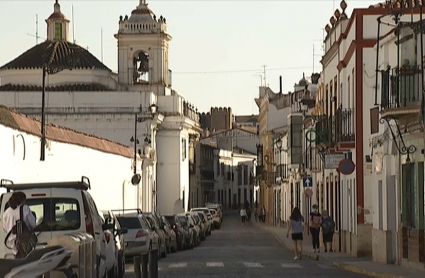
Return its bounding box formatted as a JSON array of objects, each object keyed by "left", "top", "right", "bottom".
[
  {"left": 40, "top": 62, "right": 76, "bottom": 161},
  {"left": 131, "top": 103, "right": 158, "bottom": 185}
]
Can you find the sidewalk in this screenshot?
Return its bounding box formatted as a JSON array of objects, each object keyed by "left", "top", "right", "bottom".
[{"left": 252, "top": 220, "right": 425, "bottom": 278}]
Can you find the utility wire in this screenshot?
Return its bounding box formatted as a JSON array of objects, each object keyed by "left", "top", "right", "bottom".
[{"left": 173, "top": 66, "right": 314, "bottom": 74}]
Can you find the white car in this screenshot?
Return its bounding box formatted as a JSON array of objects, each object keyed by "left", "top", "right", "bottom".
[
  {"left": 113, "top": 210, "right": 159, "bottom": 258},
  {"left": 0, "top": 177, "right": 111, "bottom": 277},
  {"left": 209, "top": 209, "right": 221, "bottom": 229},
  {"left": 191, "top": 207, "right": 213, "bottom": 235}
]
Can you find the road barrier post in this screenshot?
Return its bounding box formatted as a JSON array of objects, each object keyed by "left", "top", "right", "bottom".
[
  {"left": 133, "top": 256, "right": 142, "bottom": 278},
  {"left": 142, "top": 253, "right": 149, "bottom": 278},
  {"left": 148, "top": 249, "right": 158, "bottom": 278}
]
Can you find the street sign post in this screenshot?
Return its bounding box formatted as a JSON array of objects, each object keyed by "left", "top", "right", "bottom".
[
  {"left": 305, "top": 188, "right": 313, "bottom": 198},
  {"left": 302, "top": 176, "right": 313, "bottom": 188}
]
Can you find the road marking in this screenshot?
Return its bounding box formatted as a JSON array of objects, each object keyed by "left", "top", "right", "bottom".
[
  {"left": 206, "top": 262, "right": 224, "bottom": 267},
  {"left": 168, "top": 263, "right": 187, "bottom": 268},
  {"left": 243, "top": 262, "right": 263, "bottom": 268},
  {"left": 281, "top": 263, "right": 302, "bottom": 268},
  {"left": 317, "top": 264, "right": 333, "bottom": 269}
]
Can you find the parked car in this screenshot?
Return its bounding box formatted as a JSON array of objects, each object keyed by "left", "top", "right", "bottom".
[
  {"left": 160, "top": 216, "right": 178, "bottom": 253},
  {"left": 209, "top": 208, "right": 221, "bottom": 229},
  {"left": 194, "top": 211, "right": 210, "bottom": 238},
  {"left": 0, "top": 177, "right": 112, "bottom": 277},
  {"left": 191, "top": 207, "right": 213, "bottom": 235},
  {"left": 113, "top": 209, "right": 159, "bottom": 259},
  {"left": 164, "top": 214, "right": 186, "bottom": 251},
  {"left": 185, "top": 213, "right": 201, "bottom": 246},
  {"left": 143, "top": 213, "right": 167, "bottom": 258},
  {"left": 192, "top": 213, "right": 206, "bottom": 241},
  {"left": 101, "top": 210, "right": 128, "bottom": 278},
  {"left": 177, "top": 213, "right": 194, "bottom": 249},
  {"left": 153, "top": 212, "right": 174, "bottom": 254}
]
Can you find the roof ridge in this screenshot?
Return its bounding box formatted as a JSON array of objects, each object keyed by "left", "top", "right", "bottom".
[
  {"left": 0, "top": 105, "right": 132, "bottom": 158},
  {"left": 48, "top": 40, "right": 59, "bottom": 65}
]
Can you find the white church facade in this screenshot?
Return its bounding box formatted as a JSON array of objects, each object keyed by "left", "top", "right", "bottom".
[{"left": 0, "top": 0, "right": 202, "bottom": 214}]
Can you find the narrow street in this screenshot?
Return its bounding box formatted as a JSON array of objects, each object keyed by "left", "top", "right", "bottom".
[{"left": 126, "top": 211, "right": 368, "bottom": 278}]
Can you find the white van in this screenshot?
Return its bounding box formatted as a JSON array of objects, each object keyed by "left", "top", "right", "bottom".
[{"left": 0, "top": 177, "right": 112, "bottom": 278}]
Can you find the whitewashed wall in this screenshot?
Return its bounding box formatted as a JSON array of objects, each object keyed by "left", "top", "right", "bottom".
[{"left": 0, "top": 124, "right": 138, "bottom": 212}]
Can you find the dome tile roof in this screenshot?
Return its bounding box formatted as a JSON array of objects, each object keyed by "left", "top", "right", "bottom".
[
  {"left": 0, "top": 83, "right": 111, "bottom": 92},
  {"left": 0, "top": 40, "right": 111, "bottom": 72}
]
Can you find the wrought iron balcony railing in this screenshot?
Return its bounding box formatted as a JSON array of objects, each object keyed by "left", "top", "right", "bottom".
[
  {"left": 201, "top": 170, "right": 214, "bottom": 181},
  {"left": 335, "top": 108, "right": 355, "bottom": 143},
  {"left": 262, "top": 171, "right": 276, "bottom": 185},
  {"left": 380, "top": 65, "right": 421, "bottom": 110},
  {"left": 276, "top": 164, "right": 288, "bottom": 180}
]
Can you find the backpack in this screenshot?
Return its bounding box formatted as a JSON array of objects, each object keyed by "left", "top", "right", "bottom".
[
  {"left": 321, "top": 217, "right": 335, "bottom": 234},
  {"left": 4, "top": 205, "right": 38, "bottom": 258}
]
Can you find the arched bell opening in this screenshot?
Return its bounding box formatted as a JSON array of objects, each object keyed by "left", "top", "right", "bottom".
[{"left": 133, "top": 50, "right": 150, "bottom": 84}]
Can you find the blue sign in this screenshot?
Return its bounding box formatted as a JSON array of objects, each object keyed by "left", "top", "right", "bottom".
[{"left": 303, "top": 176, "right": 313, "bottom": 188}]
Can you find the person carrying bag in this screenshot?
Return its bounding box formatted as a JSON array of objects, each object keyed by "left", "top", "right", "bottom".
[{"left": 3, "top": 192, "right": 37, "bottom": 259}]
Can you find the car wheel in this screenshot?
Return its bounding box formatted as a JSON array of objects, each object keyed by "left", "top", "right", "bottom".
[
  {"left": 166, "top": 239, "right": 171, "bottom": 254},
  {"left": 117, "top": 252, "right": 125, "bottom": 278}
]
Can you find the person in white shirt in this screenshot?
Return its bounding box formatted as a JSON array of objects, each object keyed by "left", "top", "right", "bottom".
[
  {"left": 240, "top": 207, "right": 247, "bottom": 225},
  {"left": 2, "top": 191, "right": 36, "bottom": 258}
]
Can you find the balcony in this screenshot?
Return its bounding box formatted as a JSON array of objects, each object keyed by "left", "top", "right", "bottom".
[
  {"left": 335, "top": 108, "right": 355, "bottom": 148},
  {"left": 201, "top": 169, "right": 215, "bottom": 182},
  {"left": 380, "top": 66, "right": 421, "bottom": 119},
  {"left": 315, "top": 116, "right": 330, "bottom": 146},
  {"left": 276, "top": 164, "right": 288, "bottom": 181}
]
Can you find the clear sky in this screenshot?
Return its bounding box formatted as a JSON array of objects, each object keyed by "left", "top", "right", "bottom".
[{"left": 0, "top": 0, "right": 374, "bottom": 116}]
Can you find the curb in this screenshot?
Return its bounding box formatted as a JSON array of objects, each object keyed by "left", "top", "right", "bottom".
[{"left": 254, "top": 222, "right": 406, "bottom": 278}]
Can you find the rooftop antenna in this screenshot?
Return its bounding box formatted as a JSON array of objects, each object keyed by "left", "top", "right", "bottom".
[
  {"left": 36, "top": 14, "right": 39, "bottom": 44},
  {"left": 262, "top": 65, "right": 267, "bottom": 87},
  {"left": 72, "top": 5, "right": 75, "bottom": 43},
  {"left": 101, "top": 28, "right": 104, "bottom": 62}
]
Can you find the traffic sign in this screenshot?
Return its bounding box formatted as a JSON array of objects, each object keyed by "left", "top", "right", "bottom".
[
  {"left": 303, "top": 176, "right": 313, "bottom": 188},
  {"left": 338, "top": 159, "right": 356, "bottom": 175},
  {"left": 305, "top": 188, "right": 313, "bottom": 198}
]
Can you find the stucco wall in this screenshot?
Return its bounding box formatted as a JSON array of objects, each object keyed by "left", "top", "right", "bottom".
[{"left": 0, "top": 124, "right": 138, "bottom": 212}]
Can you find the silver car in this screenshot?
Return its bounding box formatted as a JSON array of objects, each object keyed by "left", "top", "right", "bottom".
[{"left": 115, "top": 213, "right": 159, "bottom": 257}]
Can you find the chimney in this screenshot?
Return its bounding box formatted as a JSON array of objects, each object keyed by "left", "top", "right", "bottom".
[{"left": 279, "top": 76, "right": 282, "bottom": 94}]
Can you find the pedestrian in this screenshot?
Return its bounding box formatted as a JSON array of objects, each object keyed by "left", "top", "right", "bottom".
[
  {"left": 240, "top": 206, "right": 247, "bottom": 225},
  {"left": 247, "top": 207, "right": 252, "bottom": 221},
  {"left": 2, "top": 191, "right": 36, "bottom": 258},
  {"left": 254, "top": 205, "right": 258, "bottom": 222},
  {"left": 310, "top": 204, "right": 322, "bottom": 253},
  {"left": 286, "top": 207, "right": 304, "bottom": 260},
  {"left": 321, "top": 210, "right": 335, "bottom": 252},
  {"left": 261, "top": 206, "right": 266, "bottom": 222}
]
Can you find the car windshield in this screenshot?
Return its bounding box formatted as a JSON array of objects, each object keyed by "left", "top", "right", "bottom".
[
  {"left": 178, "top": 216, "right": 188, "bottom": 226},
  {"left": 165, "top": 216, "right": 176, "bottom": 225},
  {"left": 10, "top": 198, "right": 82, "bottom": 232},
  {"left": 117, "top": 216, "right": 142, "bottom": 229}
]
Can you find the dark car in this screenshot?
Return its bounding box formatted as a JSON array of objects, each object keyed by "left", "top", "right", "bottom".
[
  {"left": 164, "top": 214, "right": 186, "bottom": 251},
  {"left": 177, "top": 213, "right": 194, "bottom": 249}
]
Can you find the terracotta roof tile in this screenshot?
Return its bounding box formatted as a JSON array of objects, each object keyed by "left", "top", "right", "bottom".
[
  {"left": 0, "top": 83, "right": 111, "bottom": 92},
  {"left": 0, "top": 40, "right": 111, "bottom": 72},
  {"left": 0, "top": 105, "right": 132, "bottom": 158}
]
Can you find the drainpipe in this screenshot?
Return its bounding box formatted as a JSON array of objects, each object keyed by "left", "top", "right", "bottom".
[
  {"left": 374, "top": 16, "right": 384, "bottom": 106},
  {"left": 338, "top": 170, "right": 342, "bottom": 252}
]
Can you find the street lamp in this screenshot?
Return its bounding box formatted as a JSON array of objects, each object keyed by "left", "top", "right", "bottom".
[
  {"left": 40, "top": 62, "right": 77, "bottom": 161},
  {"left": 131, "top": 103, "right": 158, "bottom": 185}
]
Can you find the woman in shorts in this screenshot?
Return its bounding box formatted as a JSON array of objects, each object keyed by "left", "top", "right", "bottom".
[{"left": 286, "top": 207, "right": 304, "bottom": 260}]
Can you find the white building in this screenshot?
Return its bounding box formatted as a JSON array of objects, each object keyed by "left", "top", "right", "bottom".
[
  {"left": 372, "top": 8, "right": 424, "bottom": 268},
  {"left": 0, "top": 105, "right": 140, "bottom": 212},
  {"left": 0, "top": 0, "right": 202, "bottom": 214},
  {"left": 199, "top": 127, "right": 259, "bottom": 209}
]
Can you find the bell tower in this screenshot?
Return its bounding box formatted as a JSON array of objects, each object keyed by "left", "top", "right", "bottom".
[
  {"left": 115, "top": 0, "right": 172, "bottom": 95},
  {"left": 46, "top": 0, "right": 70, "bottom": 41}
]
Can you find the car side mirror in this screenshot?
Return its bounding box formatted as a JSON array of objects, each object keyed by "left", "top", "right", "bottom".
[
  {"left": 152, "top": 226, "right": 157, "bottom": 231},
  {"left": 189, "top": 224, "right": 194, "bottom": 228},
  {"left": 102, "top": 223, "right": 114, "bottom": 231},
  {"left": 119, "top": 228, "right": 128, "bottom": 235}
]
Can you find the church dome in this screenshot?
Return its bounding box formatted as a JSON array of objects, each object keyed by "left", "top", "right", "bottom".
[
  {"left": 129, "top": 0, "right": 157, "bottom": 23},
  {"left": 0, "top": 40, "right": 110, "bottom": 72},
  {"left": 298, "top": 73, "right": 308, "bottom": 86}
]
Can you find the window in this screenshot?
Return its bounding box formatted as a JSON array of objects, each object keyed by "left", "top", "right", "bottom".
[
  {"left": 182, "top": 139, "right": 187, "bottom": 160},
  {"left": 21, "top": 198, "right": 81, "bottom": 232},
  {"left": 117, "top": 216, "right": 142, "bottom": 229},
  {"left": 237, "top": 165, "right": 242, "bottom": 185},
  {"left": 55, "top": 23, "right": 62, "bottom": 40},
  {"left": 244, "top": 165, "right": 249, "bottom": 185},
  {"left": 370, "top": 107, "right": 379, "bottom": 134}
]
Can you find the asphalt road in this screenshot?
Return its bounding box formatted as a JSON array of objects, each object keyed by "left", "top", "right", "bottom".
[{"left": 125, "top": 211, "right": 368, "bottom": 278}]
